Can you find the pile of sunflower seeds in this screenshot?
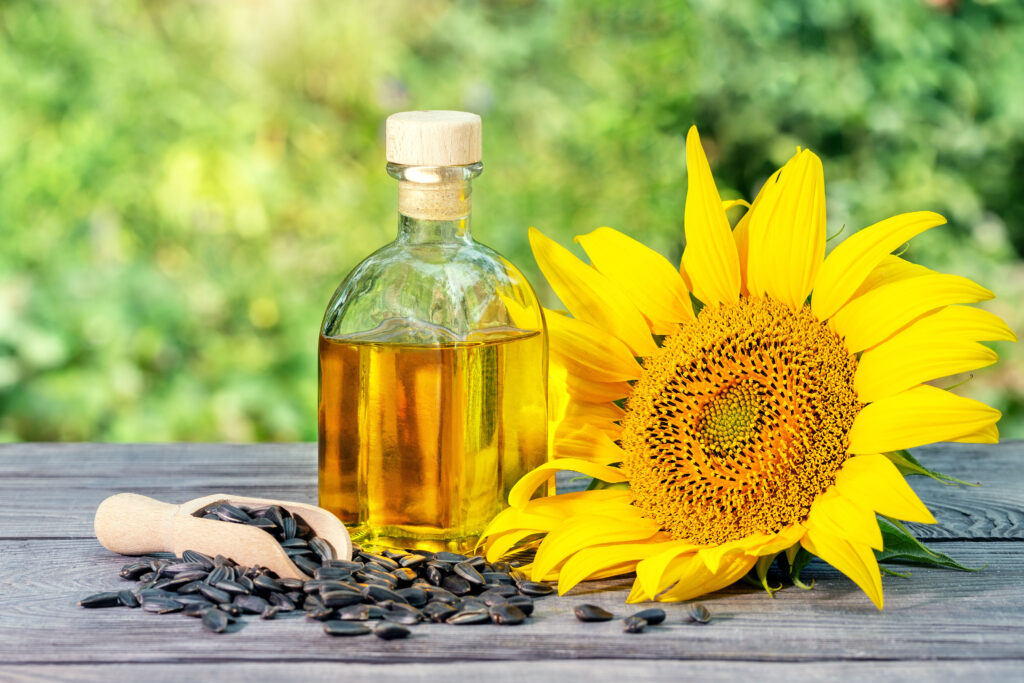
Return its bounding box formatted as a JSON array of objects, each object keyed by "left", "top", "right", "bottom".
[{"left": 79, "top": 502, "right": 552, "bottom": 638}]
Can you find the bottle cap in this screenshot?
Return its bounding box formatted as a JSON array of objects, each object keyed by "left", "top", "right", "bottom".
[{"left": 386, "top": 111, "right": 482, "bottom": 166}]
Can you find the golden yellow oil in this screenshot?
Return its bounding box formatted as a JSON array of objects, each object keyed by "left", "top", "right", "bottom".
[{"left": 318, "top": 328, "right": 547, "bottom": 551}]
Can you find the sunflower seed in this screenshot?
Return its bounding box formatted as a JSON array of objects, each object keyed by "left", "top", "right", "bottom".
[
  {"left": 293, "top": 554, "right": 321, "bottom": 577},
  {"left": 234, "top": 594, "right": 269, "bottom": 615},
  {"left": 119, "top": 562, "right": 150, "bottom": 581},
  {"left": 197, "top": 584, "right": 232, "bottom": 604},
  {"left": 321, "top": 590, "right": 363, "bottom": 608},
  {"left": 174, "top": 594, "right": 215, "bottom": 606},
  {"left": 490, "top": 604, "right": 526, "bottom": 625},
  {"left": 79, "top": 592, "right": 121, "bottom": 608},
  {"left": 117, "top": 590, "right": 140, "bottom": 608},
  {"left": 391, "top": 567, "right": 418, "bottom": 583},
  {"left": 506, "top": 595, "right": 534, "bottom": 616},
  {"left": 395, "top": 587, "right": 428, "bottom": 607},
  {"left": 182, "top": 603, "right": 211, "bottom": 618},
  {"left": 214, "top": 579, "right": 249, "bottom": 595},
  {"left": 623, "top": 616, "right": 648, "bottom": 633},
  {"left": 142, "top": 597, "right": 184, "bottom": 614},
  {"left": 574, "top": 604, "right": 613, "bottom": 622},
  {"left": 441, "top": 574, "right": 472, "bottom": 596},
  {"left": 453, "top": 562, "right": 485, "bottom": 586},
  {"left": 253, "top": 574, "right": 284, "bottom": 593},
  {"left": 281, "top": 517, "right": 297, "bottom": 539},
  {"left": 435, "top": 551, "right": 468, "bottom": 563},
  {"left": 212, "top": 503, "right": 251, "bottom": 524},
  {"left": 382, "top": 609, "right": 420, "bottom": 625},
  {"left": 482, "top": 572, "right": 515, "bottom": 585},
  {"left": 359, "top": 552, "right": 399, "bottom": 570},
  {"left": 399, "top": 554, "right": 426, "bottom": 569},
  {"left": 218, "top": 603, "right": 242, "bottom": 618},
  {"left": 202, "top": 607, "right": 231, "bottom": 633},
  {"left": 181, "top": 549, "right": 215, "bottom": 570},
  {"left": 446, "top": 609, "right": 490, "bottom": 625},
  {"left": 267, "top": 592, "right": 297, "bottom": 611},
  {"left": 631, "top": 608, "right": 666, "bottom": 625},
  {"left": 422, "top": 602, "right": 458, "bottom": 623},
  {"left": 305, "top": 605, "right": 334, "bottom": 621},
  {"left": 323, "top": 620, "right": 371, "bottom": 637},
  {"left": 374, "top": 623, "right": 410, "bottom": 640},
  {"left": 688, "top": 603, "right": 711, "bottom": 624},
  {"left": 309, "top": 537, "right": 335, "bottom": 562},
  {"left": 336, "top": 604, "right": 371, "bottom": 621},
  {"left": 261, "top": 605, "right": 280, "bottom": 620},
  {"left": 517, "top": 580, "right": 554, "bottom": 596}
]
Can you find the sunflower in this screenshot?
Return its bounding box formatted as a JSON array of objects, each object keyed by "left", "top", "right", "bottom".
[{"left": 479, "top": 126, "right": 1014, "bottom": 608}]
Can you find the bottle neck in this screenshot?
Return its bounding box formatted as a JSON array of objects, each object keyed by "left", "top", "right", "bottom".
[
  {"left": 388, "top": 162, "right": 481, "bottom": 244},
  {"left": 397, "top": 213, "right": 472, "bottom": 244}
]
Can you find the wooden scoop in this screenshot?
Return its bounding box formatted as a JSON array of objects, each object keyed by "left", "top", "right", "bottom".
[{"left": 94, "top": 492, "right": 352, "bottom": 580}]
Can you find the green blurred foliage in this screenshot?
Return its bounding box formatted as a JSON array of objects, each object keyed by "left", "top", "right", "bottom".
[{"left": 0, "top": 0, "right": 1021, "bottom": 442}]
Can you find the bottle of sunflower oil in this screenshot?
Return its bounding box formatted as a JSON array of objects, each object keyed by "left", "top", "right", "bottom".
[{"left": 318, "top": 111, "right": 548, "bottom": 552}]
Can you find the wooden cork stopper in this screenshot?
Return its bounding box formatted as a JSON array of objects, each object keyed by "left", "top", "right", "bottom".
[
  {"left": 386, "top": 111, "right": 482, "bottom": 166},
  {"left": 387, "top": 111, "right": 481, "bottom": 220}
]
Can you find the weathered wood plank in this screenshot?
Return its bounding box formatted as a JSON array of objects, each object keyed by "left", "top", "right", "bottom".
[
  {"left": 3, "top": 660, "right": 1023, "bottom": 683},
  {"left": 0, "top": 538, "right": 1021, "bottom": 664},
  {"left": 0, "top": 442, "right": 1021, "bottom": 541}
]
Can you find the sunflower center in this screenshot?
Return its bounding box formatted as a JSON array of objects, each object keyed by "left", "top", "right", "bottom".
[{"left": 621, "top": 296, "right": 862, "bottom": 546}]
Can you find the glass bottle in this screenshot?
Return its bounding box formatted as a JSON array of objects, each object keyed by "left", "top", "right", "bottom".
[{"left": 318, "top": 111, "right": 548, "bottom": 552}]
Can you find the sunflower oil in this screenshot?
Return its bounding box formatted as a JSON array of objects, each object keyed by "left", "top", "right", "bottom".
[{"left": 318, "top": 328, "right": 547, "bottom": 551}]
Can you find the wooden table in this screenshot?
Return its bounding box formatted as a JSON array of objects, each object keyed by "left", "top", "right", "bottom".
[{"left": 1, "top": 442, "right": 1022, "bottom": 681}]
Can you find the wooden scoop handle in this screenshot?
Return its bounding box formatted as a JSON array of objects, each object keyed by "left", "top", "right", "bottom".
[{"left": 94, "top": 493, "right": 180, "bottom": 555}]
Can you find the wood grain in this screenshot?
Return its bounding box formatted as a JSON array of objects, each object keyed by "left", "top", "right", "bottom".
[
  {"left": 0, "top": 442, "right": 1021, "bottom": 676},
  {"left": 0, "top": 538, "right": 1022, "bottom": 665},
  {"left": 4, "top": 660, "right": 1023, "bottom": 683},
  {"left": 0, "top": 442, "right": 1021, "bottom": 541}
]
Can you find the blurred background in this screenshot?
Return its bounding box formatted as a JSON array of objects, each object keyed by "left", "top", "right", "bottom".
[{"left": 1, "top": 0, "right": 1021, "bottom": 442}]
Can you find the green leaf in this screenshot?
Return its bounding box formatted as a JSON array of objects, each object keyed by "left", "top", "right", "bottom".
[
  {"left": 885, "top": 450, "right": 978, "bottom": 487},
  {"left": 582, "top": 476, "right": 628, "bottom": 492},
  {"left": 779, "top": 545, "right": 815, "bottom": 590},
  {"left": 755, "top": 554, "right": 782, "bottom": 597},
  {"left": 876, "top": 517, "right": 981, "bottom": 571}
]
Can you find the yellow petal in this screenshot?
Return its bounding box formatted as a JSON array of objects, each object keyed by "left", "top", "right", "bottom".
[
  {"left": 722, "top": 199, "right": 751, "bottom": 212},
  {"left": 563, "top": 397, "right": 625, "bottom": 423},
  {"left": 811, "top": 211, "right": 946, "bottom": 321},
  {"left": 519, "top": 489, "right": 632, "bottom": 516},
  {"left": 530, "top": 228, "right": 657, "bottom": 356},
  {"left": 557, "top": 409, "right": 618, "bottom": 440},
  {"left": 681, "top": 127, "right": 740, "bottom": 306},
  {"left": 833, "top": 454, "right": 936, "bottom": 524},
  {"left": 732, "top": 168, "right": 783, "bottom": 295},
  {"left": 546, "top": 310, "right": 643, "bottom": 382},
  {"left": 747, "top": 524, "right": 806, "bottom": 557},
  {"left": 746, "top": 149, "right": 826, "bottom": 309},
  {"left": 558, "top": 540, "right": 681, "bottom": 595},
  {"left": 531, "top": 515, "right": 661, "bottom": 581},
  {"left": 698, "top": 536, "right": 753, "bottom": 574},
  {"left": 576, "top": 227, "right": 694, "bottom": 333},
  {"left": 886, "top": 304, "right": 1017, "bottom": 344},
  {"left": 552, "top": 422, "right": 627, "bottom": 465},
  {"left": 653, "top": 552, "right": 757, "bottom": 603},
  {"left": 856, "top": 340, "right": 997, "bottom": 404},
  {"left": 850, "top": 255, "right": 934, "bottom": 299},
  {"left": 950, "top": 422, "right": 999, "bottom": 444},
  {"left": 807, "top": 489, "right": 883, "bottom": 550},
  {"left": 830, "top": 274, "right": 994, "bottom": 353},
  {"left": 508, "top": 459, "right": 628, "bottom": 508},
  {"left": 565, "top": 373, "right": 633, "bottom": 403},
  {"left": 483, "top": 529, "right": 541, "bottom": 563},
  {"left": 848, "top": 385, "right": 1002, "bottom": 454},
  {"left": 636, "top": 542, "right": 703, "bottom": 598},
  {"left": 801, "top": 527, "right": 883, "bottom": 609}
]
